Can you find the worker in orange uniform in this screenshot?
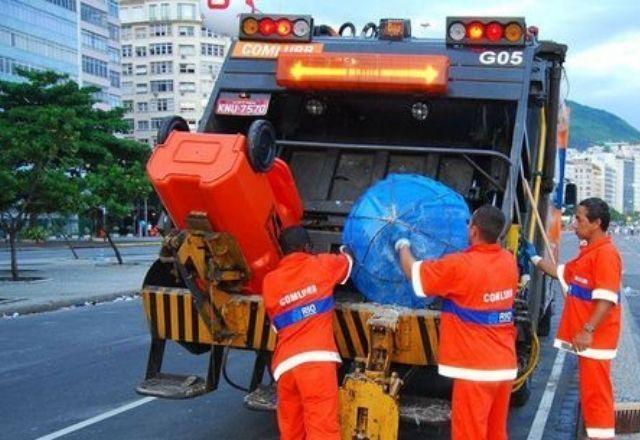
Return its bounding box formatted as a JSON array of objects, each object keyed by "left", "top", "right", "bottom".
[
  {"left": 262, "top": 225, "right": 353, "bottom": 440},
  {"left": 395, "top": 205, "right": 518, "bottom": 440},
  {"left": 523, "top": 198, "right": 621, "bottom": 440}
]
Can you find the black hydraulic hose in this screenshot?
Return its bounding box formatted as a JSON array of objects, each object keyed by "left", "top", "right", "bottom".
[
  {"left": 339, "top": 22, "right": 356, "bottom": 37},
  {"left": 222, "top": 346, "right": 250, "bottom": 392}
]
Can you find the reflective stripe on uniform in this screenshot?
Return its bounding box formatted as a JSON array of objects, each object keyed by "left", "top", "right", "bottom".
[
  {"left": 585, "top": 427, "right": 615, "bottom": 438},
  {"left": 273, "top": 350, "right": 342, "bottom": 381},
  {"left": 557, "top": 264, "right": 569, "bottom": 294},
  {"left": 553, "top": 339, "right": 617, "bottom": 359},
  {"left": 442, "top": 300, "right": 513, "bottom": 325},
  {"left": 569, "top": 283, "right": 593, "bottom": 301},
  {"left": 568, "top": 284, "right": 619, "bottom": 305},
  {"left": 272, "top": 296, "right": 335, "bottom": 331},
  {"left": 438, "top": 364, "right": 518, "bottom": 381},
  {"left": 411, "top": 261, "right": 426, "bottom": 297},
  {"left": 592, "top": 288, "right": 619, "bottom": 304}
]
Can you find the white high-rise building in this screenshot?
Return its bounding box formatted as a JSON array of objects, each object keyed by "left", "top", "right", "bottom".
[
  {"left": 616, "top": 156, "right": 635, "bottom": 214},
  {"left": 567, "top": 145, "right": 640, "bottom": 214},
  {"left": 565, "top": 157, "right": 605, "bottom": 202},
  {"left": 119, "top": 0, "right": 230, "bottom": 146}
]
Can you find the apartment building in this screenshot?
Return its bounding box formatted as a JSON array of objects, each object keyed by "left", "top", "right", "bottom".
[
  {"left": 567, "top": 146, "right": 639, "bottom": 214},
  {"left": 119, "top": 0, "right": 230, "bottom": 145},
  {"left": 565, "top": 157, "right": 605, "bottom": 202}
]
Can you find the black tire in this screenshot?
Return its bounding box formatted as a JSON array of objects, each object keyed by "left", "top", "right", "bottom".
[
  {"left": 247, "top": 119, "right": 277, "bottom": 173},
  {"left": 511, "top": 378, "right": 531, "bottom": 407},
  {"left": 143, "top": 259, "right": 185, "bottom": 288},
  {"left": 156, "top": 116, "right": 189, "bottom": 145}
]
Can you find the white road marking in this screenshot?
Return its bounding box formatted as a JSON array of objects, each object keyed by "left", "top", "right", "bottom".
[
  {"left": 526, "top": 349, "right": 567, "bottom": 440},
  {"left": 36, "top": 397, "right": 156, "bottom": 440}
]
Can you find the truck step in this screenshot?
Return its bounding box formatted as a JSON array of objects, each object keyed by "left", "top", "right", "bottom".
[
  {"left": 136, "top": 373, "right": 209, "bottom": 399},
  {"left": 244, "top": 384, "right": 277, "bottom": 411},
  {"left": 241, "top": 384, "right": 451, "bottom": 425},
  {"left": 400, "top": 396, "right": 451, "bottom": 426}
]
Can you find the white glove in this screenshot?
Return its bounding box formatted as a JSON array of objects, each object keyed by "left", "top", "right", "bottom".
[{"left": 394, "top": 238, "right": 411, "bottom": 252}]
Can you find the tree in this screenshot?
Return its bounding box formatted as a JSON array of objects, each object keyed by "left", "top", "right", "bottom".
[
  {"left": 0, "top": 69, "right": 150, "bottom": 279},
  {"left": 83, "top": 162, "right": 150, "bottom": 264},
  {"left": 75, "top": 92, "right": 151, "bottom": 264},
  {"left": 0, "top": 70, "right": 85, "bottom": 279},
  {"left": 609, "top": 208, "right": 626, "bottom": 224}
]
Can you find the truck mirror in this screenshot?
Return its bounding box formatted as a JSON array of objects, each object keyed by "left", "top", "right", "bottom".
[{"left": 564, "top": 183, "right": 577, "bottom": 207}]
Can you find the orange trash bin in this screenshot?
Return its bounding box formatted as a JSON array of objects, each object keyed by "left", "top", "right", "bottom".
[{"left": 147, "top": 131, "right": 302, "bottom": 293}]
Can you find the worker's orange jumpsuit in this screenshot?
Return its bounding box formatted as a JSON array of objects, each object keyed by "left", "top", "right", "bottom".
[
  {"left": 412, "top": 243, "right": 518, "bottom": 440},
  {"left": 554, "top": 236, "right": 622, "bottom": 439},
  {"left": 263, "top": 251, "right": 352, "bottom": 440}
]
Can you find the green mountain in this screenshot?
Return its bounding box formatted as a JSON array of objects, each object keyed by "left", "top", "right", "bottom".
[{"left": 567, "top": 100, "right": 640, "bottom": 150}]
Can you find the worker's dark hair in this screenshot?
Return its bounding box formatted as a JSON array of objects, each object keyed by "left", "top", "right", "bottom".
[
  {"left": 579, "top": 198, "right": 610, "bottom": 231},
  {"left": 471, "top": 205, "right": 505, "bottom": 243},
  {"left": 278, "top": 226, "right": 312, "bottom": 255}
]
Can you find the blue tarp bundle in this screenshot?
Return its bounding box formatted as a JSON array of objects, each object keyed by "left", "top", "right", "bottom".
[{"left": 342, "top": 174, "right": 470, "bottom": 308}]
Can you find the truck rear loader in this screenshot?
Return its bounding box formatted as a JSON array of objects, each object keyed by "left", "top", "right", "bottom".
[{"left": 137, "top": 13, "right": 570, "bottom": 439}]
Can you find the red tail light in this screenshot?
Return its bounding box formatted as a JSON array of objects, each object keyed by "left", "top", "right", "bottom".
[
  {"left": 485, "top": 22, "right": 503, "bottom": 42},
  {"left": 258, "top": 18, "right": 276, "bottom": 36}
]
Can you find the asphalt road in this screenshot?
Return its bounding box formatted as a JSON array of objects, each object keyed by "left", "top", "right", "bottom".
[{"left": 1, "top": 233, "right": 639, "bottom": 440}]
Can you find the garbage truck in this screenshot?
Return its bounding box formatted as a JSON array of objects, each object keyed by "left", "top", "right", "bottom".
[{"left": 137, "top": 13, "right": 570, "bottom": 439}]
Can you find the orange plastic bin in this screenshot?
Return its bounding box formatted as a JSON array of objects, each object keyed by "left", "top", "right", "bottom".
[{"left": 147, "top": 131, "right": 302, "bottom": 294}]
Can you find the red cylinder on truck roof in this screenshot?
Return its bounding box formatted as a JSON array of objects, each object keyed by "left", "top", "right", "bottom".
[{"left": 147, "top": 131, "right": 302, "bottom": 294}]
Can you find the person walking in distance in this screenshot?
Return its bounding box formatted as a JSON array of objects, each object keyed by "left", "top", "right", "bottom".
[
  {"left": 262, "top": 226, "right": 353, "bottom": 440},
  {"left": 523, "top": 198, "right": 621, "bottom": 440},
  {"left": 395, "top": 205, "right": 518, "bottom": 440}
]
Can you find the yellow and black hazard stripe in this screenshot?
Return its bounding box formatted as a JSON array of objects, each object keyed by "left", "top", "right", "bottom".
[
  {"left": 142, "top": 288, "right": 276, "bottom": 350},
  {"left": 333, "top": 305, "right": 440, "bottom": 366},
  {"left": 142, "top": 287, "right": 211, "bottom": 344},
  {"left": 142, "top": 288, "right": 441, "bottom": 366},
  {"left": 244, "top": 299, "right": 277, "bottom": 351}
]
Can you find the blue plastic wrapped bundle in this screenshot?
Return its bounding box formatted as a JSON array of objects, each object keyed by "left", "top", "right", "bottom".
[{"left": 342, "top": 174, "right": 470, "bottom": 308}]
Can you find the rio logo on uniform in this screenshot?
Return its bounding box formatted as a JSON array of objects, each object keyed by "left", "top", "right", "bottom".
[{"left": 301, "top": 304, "right": 318, "bottom": 318}]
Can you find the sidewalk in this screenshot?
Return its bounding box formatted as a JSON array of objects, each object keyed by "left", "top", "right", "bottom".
[
  {"left": 0, "top": 257, "right": 153, "bottom": 316},
  {"left": 0, "top": 236, "right": 162, "bottom": 251}
]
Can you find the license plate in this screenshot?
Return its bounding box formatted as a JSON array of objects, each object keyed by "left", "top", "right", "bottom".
[{"left": 215, "top": 93, "right": 270, "bottom": 116}]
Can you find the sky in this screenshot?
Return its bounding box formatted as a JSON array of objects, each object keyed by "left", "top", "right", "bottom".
[{"left": 255, "top": 0, "right": 640, "bottom": 130}]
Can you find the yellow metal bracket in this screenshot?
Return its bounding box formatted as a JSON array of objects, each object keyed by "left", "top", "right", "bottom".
[
  {"left": 169, "top": 211, "right": 252, "bottom": 342},
  {"left": 340, "top": 309, "right": 403, "bottom": 439}
]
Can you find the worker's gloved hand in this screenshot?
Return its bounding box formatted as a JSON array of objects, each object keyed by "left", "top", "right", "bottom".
[
  {"left": 520, "top": 239, "right": 541, "bottom": 265},
  {"left": 394, "top": 238, "right": 411, "bottom": 253}
]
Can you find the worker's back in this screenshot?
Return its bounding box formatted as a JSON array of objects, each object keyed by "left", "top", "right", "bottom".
[
  {"left": 420, "top": 244, "right": 518, "bottom": 380},
  {"left": 262, "top": 252, "right": 350, "bottom": 380}
]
